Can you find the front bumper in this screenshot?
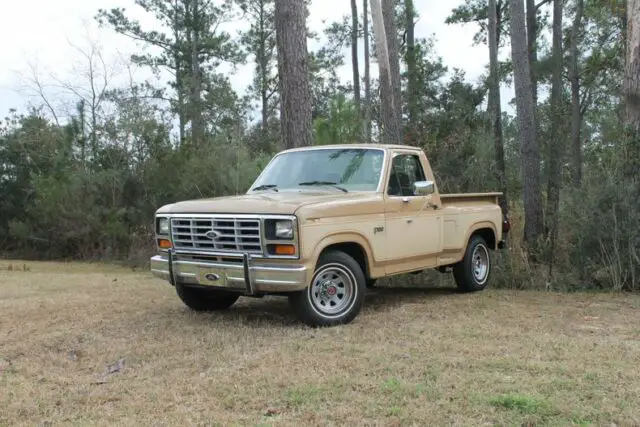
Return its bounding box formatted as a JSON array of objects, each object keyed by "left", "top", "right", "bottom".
[{"left": 150, "top": 249, "right": 309, "bottom": 294}]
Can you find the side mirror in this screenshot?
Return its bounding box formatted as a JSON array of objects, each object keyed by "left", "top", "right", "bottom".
[{"left": 413, "top": 180, "right": 435, "bottom": 196}]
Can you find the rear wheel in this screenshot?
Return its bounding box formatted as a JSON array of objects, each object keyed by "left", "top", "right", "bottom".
[
  {"left": 175, "top": 282, "right": 240, "bottom": 311},
  {"left": 289, "top": 250, "right": 365, "bottom": 327},
  {"left": 453, "top": 235, "right": 492, "bottom": 292}
]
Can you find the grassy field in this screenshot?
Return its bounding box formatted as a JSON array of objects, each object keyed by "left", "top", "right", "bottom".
[{"left": 1, "top": 260, "right": 639, "bottom": 426}]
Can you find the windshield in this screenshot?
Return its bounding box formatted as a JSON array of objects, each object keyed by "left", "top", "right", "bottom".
[{"left": 249, "top": 148, "right": 385, "bottom": 192}]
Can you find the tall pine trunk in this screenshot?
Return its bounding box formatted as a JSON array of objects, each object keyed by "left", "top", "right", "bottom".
[
  {"left": 625, "top": 0, "right": 640, "bottom": 182},
  {"left": 382, "top": 0, "right": 402, "bottom": 141},
  {"left": 405, "top": 0, "right": 418, "bottom": 143},
  {"left": 275, "top": 0, "right": 313, "bottom": 149},
  {"left": 526, "top": 0, "right": 538, "bottom": 106},
  {"left": 545, "top": 0, "right": 564, "bottom": 269},
  {"left": 363, "top": 0, "right": 372, "bottom": 143},
  {"left": 625, "top": 0, "right": 640, "bottom": 132},
  {"left": 509, "top": 0, "right": 543, "bottom": 248},
  {"left": 258, "top": 0, "right": 270, "bottom": 140},
  {"left": 351, "top": 0, "right": 361, "bottom": 114},
  {"left": 488, "top": 0, "right": 508, "bottom": 218},
  {"left": 371, "top": 0, "right": 401, "bottom": 145},
  {"left": 570, "top": 0, "right": 584, "bottom": 186},
  {"left": 186, "top": 0, "right": 204, "bottom": 148}
]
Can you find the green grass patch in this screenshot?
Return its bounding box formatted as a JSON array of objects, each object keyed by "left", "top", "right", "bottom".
[{"left": 489, "top": 393, "right": 555, "bottom": 416}]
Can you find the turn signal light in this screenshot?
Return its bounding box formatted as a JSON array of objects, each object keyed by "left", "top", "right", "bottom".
[
  {"left": 274, "top": 244, "right": 296, "bottom": 255},
  {"left": 158, "top": 238, "right": 172, "bottom": 249}
]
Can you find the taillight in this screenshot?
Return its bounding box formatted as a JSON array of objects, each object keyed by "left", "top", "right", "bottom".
[{"left": 502, "top": 218, "right": 511, "bottom": 233}]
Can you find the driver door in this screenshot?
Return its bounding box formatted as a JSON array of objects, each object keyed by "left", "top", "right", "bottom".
[{"left": 384, "top": 151, "right": 443, "bottom": 274}]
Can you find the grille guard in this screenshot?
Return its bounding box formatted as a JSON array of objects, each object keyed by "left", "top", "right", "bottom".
[{"left": 167, "top": 248, "right": 256, "bottom": 295}]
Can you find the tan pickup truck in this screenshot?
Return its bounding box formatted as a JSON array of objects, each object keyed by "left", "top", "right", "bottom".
[{"left": 151, "top": 144, "right": 509, "bottom": 326}]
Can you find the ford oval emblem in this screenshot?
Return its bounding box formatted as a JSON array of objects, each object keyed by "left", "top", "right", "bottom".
[
  {"left": 205, "top": 230, "right": 222, "bottom": 240},
  {"left": 205, "top": 273, "right": 220, "bottom": 281}
]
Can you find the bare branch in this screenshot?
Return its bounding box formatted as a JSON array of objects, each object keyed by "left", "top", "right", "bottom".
[
  {"left": 535, "top": 0, "right": 552, "bottom": 10},
  {"left": 21, "top": 60, "right": 61, "bottom": 126}
]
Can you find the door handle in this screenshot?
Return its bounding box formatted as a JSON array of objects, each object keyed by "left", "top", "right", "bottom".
[{"left": 402, "top": 197, "right": 410, "bottom": 203}]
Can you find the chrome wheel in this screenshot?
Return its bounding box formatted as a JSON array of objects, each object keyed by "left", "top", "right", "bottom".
[
  {"left": 472, "top": 243, "right": 489, "bottom": 284},
  {"left": 309, "top": 263, "right": 357, "bottom": 318}
]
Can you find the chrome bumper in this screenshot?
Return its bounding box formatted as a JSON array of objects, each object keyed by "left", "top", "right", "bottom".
[{"left": 150, "top": 249, "right": 309, "bottom": 294}]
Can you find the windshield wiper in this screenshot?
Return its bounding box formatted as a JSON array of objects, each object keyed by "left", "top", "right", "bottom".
[
  {"left": 252, "top": 184, "right": 279, "bottom": 192},
  {"left": 297, "top": 181, "right": 348, "bottom": 193}
]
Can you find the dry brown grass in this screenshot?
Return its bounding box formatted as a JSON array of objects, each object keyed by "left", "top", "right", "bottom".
[{"left": 1, "top": 260, "right": 639, "bottom": 426}]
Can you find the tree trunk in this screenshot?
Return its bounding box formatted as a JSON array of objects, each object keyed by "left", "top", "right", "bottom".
[
  {"left": 175, "top": 54, "right": 186, "bottom": 146},
  {"left": 570, "top": 0, "right": 584, "bottom": 186},
  {"left": 625, "top": 0, "right": 640, "bottom": 132},
  {"left": 526, "top": 0, "right": 538, "bottom": 106},
  {"left": 275, "top": 0, "right": 313, "bottom": 149},
  {"left": 363, "top": 0, "right": 372, "bottom": 143},
  {"left": 351, "top": 0, "right": 361, "bottom": 114},
  {"left": 509, "top": 0, "right": 543, "bottom": 247},
  {"left": 382, "top": 0, "right": 402, "bottom": 141},
  {"left": 545, "top": 0, "right": 564, "bottom": 269},
  {"left": 371, "top": 0, "right": 401, "bottom": 145},
  {"left": 488, "top": 0, "right": 508, "bottom": 218},
  {"left": 259, "top": 0, "right": 270, "bottom": 140},
  {"left": 405, "top": 0, "right": 418, "bottom": 144},
  {"left": 625, "top": 0, "right": 640, "bottom": 181},
  {"left": 186, "top": 0, "right": 204, "bottom": 148}
]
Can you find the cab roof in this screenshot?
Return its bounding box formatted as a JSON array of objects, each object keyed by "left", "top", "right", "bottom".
[{"left": 278, "top": 143, "right": 423, "bottom": 154}]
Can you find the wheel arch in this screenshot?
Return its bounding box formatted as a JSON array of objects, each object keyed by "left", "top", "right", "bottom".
[
  {"left": 312, "top": 233, "right": 374, "bottom": 280},
  {"left": 466, "top": 222, "right": 498, "bottom": 250}
]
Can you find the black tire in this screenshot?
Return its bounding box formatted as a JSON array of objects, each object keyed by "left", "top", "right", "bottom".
[
  {"left": 175, "top": 282, "right": 240, "bottom": 311},
  {"left": 288, "top": 250, "right": 366, "bottom": 327},
  {"left": 453, "top": 235, "right": 492, "bottom": 292}
]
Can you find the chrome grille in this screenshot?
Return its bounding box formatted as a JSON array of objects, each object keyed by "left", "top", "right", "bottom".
[{"left": 170, "top": 217, "right": 262, "bottom": 253}]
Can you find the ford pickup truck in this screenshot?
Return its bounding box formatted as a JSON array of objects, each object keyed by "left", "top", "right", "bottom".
[{"left": 150, "top": 144, "right": 509, "bottom": 326}]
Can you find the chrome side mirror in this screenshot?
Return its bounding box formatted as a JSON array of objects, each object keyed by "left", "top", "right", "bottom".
[{"left": 413, "top": 180, "right": 435, "bottom": 196}]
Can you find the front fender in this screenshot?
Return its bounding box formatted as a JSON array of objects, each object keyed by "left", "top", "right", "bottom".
[{"left": 309, "top": 232, "right": 376, "bottom": 272}]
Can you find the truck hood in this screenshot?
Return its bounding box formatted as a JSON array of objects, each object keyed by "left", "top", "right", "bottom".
[{"left": 155, "top": 190, "right": 377, "bottom": 216}]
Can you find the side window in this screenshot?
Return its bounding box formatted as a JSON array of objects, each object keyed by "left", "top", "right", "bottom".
[{"left": 387, "top": 154, "right": 427, "bottom": 197}]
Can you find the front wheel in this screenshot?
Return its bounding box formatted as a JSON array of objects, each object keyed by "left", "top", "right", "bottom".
[
  {"left": 453, "top": 235, "right": 492, "bottom": 292},
  {"left": 289, "top": 250, "right": 366, "bottom": 327},
  {"left": 175, "top": 282, "right": 240, "bottom": 311}
]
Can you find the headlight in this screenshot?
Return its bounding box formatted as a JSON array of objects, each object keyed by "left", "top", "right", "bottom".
[
  {"left": 275, "top": 220, "right": 293, "bottom": 239},
  {"left": 157, "top": 217, "right": 170, "bottom": 235}
]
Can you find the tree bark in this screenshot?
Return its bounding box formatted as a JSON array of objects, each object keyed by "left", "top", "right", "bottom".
[
  {"left": 275, "top": 0, "right": 313, "bottom": 149},
  {"left": 405, "top": 0, "right": 418, "bottom": 144},
  {"left": 382, "top": 0, "right": 402, "bottom": 141},
  {"left": 363, "top": 0, "right": 372, "bottom": 143},
  {"left": 186, "top": 0, "right": 204, "bottom": 148},
  {"left": 545, "top": 0, "right": 564, "bottom": 268},
  {"left": 370, "top": 0, "right": 401, "bottom": 145},
  {"left": 258, "top": 0, "right": 270, "bottom": 139},
  {"left": 526, "top": 0, "right": 538, "bottom": 106},
  {"left": 488, "top": 0, "right": 508, "bottom": 218},
  {"left": 351, "top": 0, "right": 361, "bottom": 114},
  {"left": 625, "top": 0, "right": 640, "bottom": 132},
  {"left": 509, "top": 0, "right": 544, "bottom": 247},
  {"left": 570, "top": 0, "right": 584, "bottom": 186}
]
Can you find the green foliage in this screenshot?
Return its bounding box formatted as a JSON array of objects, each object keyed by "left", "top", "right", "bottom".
[
  {"left": 445, "top": 0, "right": 511, "bottom": 47},
  {"left": 0, "top": 96, "right": 270, "bottom": 263},
  {"left": 0, "top": 0, "right": 636, "bottom": 293},
  {"left": 313, "top": 94, "right": 363, "bottom": 145}
]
